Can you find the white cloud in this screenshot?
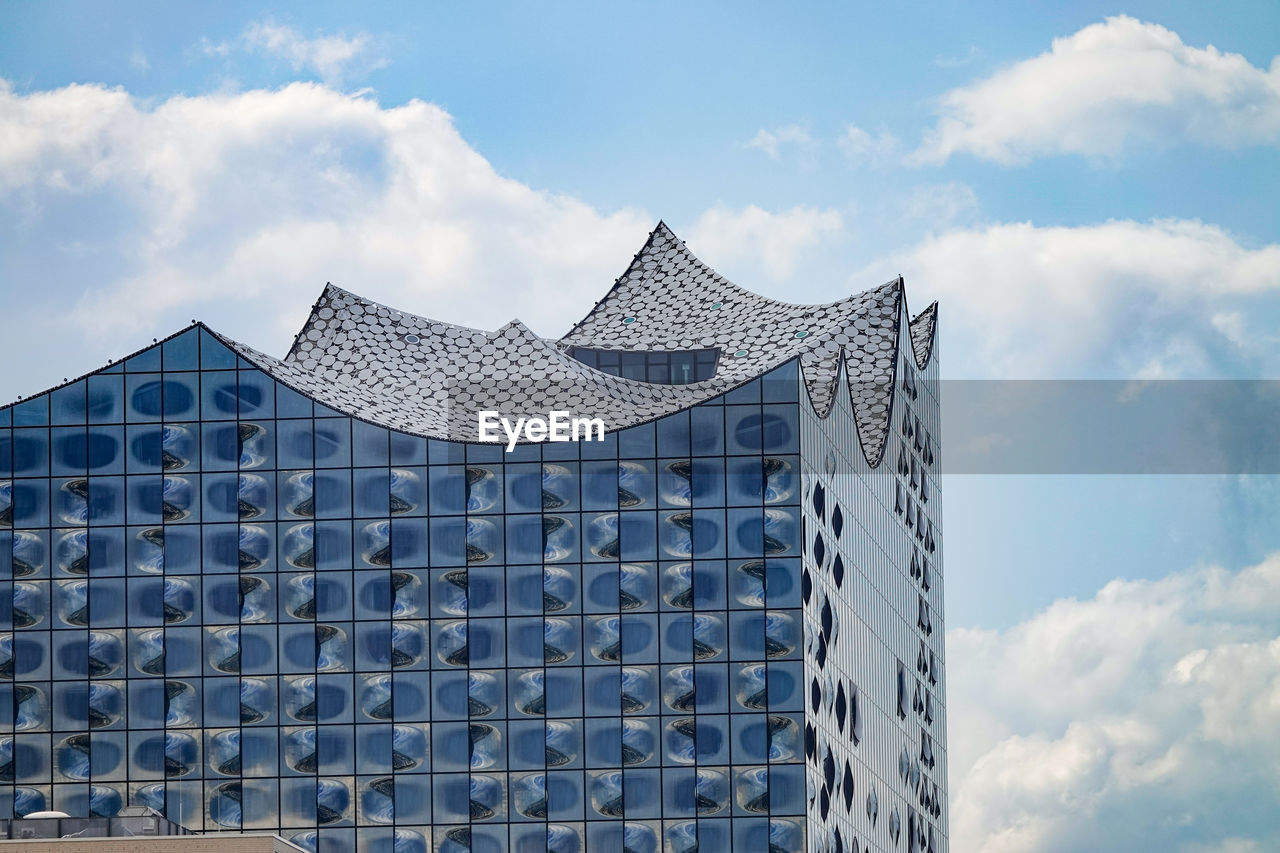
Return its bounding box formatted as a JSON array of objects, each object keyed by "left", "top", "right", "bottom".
[
  {"left": 198, "top": 37, "right": 232, "bottom": 59},
  {"left": 202, "top": 19, "right": 386, "bottom": 84},
  {"left": 687, "top": 203, "right": 844, "bottom": 281},
  {"left": 948, "top": 553, "right": 1280, "bottom": 853},
  {"left": 0, "top": 78, "right": 853, "bottom": 405},
  {"left": 4, "top": 79, "right": 1278, "bottom": 404},
  {"left": 934, "top": 44, "right": 984, "bottom": 69},
  {"left": 914, "top": 15, "right": 1280, "bottom": 164},
  {"left": 865, "top": 218, "right": 1280, "bottom": 377},
  {"left": 895, "top": 181, "right": 978, "bottom": 230},
  {"left": 743, "top": 124, "right": 816, "bottom": 162},
  {"left": 0, "top": 80, "right": 651, "bottom": 401},
  {"left": 838, "top": 123, "right": 899, "bottom": 166}
]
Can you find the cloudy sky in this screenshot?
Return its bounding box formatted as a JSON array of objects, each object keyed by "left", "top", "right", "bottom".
[{"left": 2, "top": 3, "right": 1279, "bottom": 850}]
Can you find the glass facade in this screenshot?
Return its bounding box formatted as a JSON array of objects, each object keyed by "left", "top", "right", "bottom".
[{"left": 0, "top": 327, "right": 819, "bottom": 853}]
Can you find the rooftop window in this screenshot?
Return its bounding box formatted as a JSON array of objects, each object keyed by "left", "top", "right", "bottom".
[{"left": 568, "top": 347, "right": 718, "bottom": 384}]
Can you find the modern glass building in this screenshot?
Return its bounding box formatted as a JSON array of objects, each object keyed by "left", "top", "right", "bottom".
[{"left": 0, "top": 224, "right": 945, "bottom": 853}]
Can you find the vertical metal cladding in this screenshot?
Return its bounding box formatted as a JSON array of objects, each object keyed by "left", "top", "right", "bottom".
[{"left": 799, "top": 298, "right": 946, "bottom": 853}]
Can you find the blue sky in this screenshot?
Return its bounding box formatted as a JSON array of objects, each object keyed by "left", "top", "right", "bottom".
[
  {"left": 2, "top": 4, "right": 1279, "bottom": 851},
  {"left": 6, "top": 1, "right": 1279, "bottom": 238}
]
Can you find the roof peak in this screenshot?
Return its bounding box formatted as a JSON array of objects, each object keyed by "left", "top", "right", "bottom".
[{"left": 6, "top": 219, "right": 935, "bottom": 470}]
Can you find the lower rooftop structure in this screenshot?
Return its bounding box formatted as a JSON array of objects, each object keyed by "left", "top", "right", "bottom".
[
  {"left": 0, "top": 806, "right": 303, "bottom": 851},
  {"left": 0, "top": 223, "right": 945, "bottom": 853},
  {"left": 0, "top": 806, "right": 192, "bottom": 839}
]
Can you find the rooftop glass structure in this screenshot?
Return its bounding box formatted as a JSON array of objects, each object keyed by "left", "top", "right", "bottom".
[{"left": 0, "top": 223, "right": 945, "bottom": 853}]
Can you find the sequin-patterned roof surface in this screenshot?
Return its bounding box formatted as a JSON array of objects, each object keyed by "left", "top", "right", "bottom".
[{"left": 214, "top": 222, "right": 936, "bottom": 466}]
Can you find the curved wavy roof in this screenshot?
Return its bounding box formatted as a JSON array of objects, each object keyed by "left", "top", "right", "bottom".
[{"left": 195, "top": 223, "right": 934, "bottom": 465}]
